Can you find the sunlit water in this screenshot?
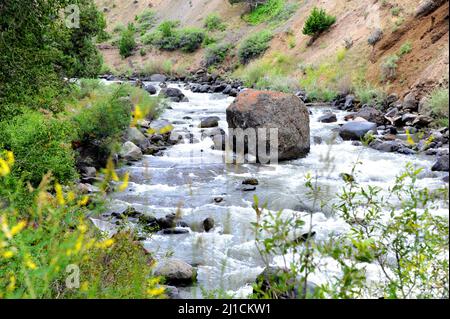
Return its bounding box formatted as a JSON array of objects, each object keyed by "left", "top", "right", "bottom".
[{"left": 93, "top": 82, "right": 448, "bottom": 298}]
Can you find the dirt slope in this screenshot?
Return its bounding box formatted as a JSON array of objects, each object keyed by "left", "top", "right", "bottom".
[{"left": 96, "top": 0, "right": 449, "bottom": 96}]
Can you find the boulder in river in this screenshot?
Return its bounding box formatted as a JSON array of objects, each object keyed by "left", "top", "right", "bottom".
[
  {"left": 125, "top": 127, "right": 150, "bottom": 149},
  {"left": 242, "top": 178, "right": 259, "bottom": 185},
  {"left": 431, "top": 154, "right": 449, "bottom": 172},
  {"left": 119, "top": 141, "right": 143, "bottom": 161},
  {"left": 339, "top": 121, "right": 377, "bottom": 140},
  {"left": 154, "top": 258, "right": 196, "bottom": 286},
  {"left": 144, "top": 84, "right": 157, "bottom": 95},
  {"left": 203, "top": 217, "right": 215, "bottom": 232},
  {"left": 318, "top": 112, "right": 337, "bottom": 123},
  {"left": 354, "top": 107, "right": 385, "bottom": 125},
  {"left": 199, "top": 116, "right": 220, "bottom": 128},
  {"left": 159, "top": 87, "right": 187, "bottom": 103},
  {"left": 226, "top": 89, "right": 310, "bottom": 162}
]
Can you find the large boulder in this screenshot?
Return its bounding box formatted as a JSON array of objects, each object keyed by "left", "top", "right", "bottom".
[
  {"left": 339, "top": 121, "right": 377, "bottom": 140},
  {"left": 354, "top": 107, "right": 385, "bottom": 125},
  {"left": 150, "top": 74, "right": 167, "bottom": 82},
  {"left": 226, "top": 89, "right": 310, "bottom": 161},
  {"left": 154, "top": 258, "right": 196, "bottom": 286}
]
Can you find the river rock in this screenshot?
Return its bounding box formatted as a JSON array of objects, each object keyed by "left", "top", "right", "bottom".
[
  {"left": 125, "top": 127, "right": 150, "bottom": 149},
  {"left": 119, "top": 141, "right": 143, "bottom": 161},
  {"left": 203, "top": 217, "right": 215, "bottom": 232},
  {"left": 431, "top": 154, "right": 449, "bottom": 172},
  {"left": 159, "top": 87, "right": 187, "bottom": 102},
  {"left": 154, "top": 258, "right": 195, "bottom": 286},
  {"left": 318, "top": 113, "right": 337, "bottom": 123},
  {"left": 150, "top": 74, "right": 167, "bottom": 82},
  {"left": 354, "top": 107, "right": 385, "bottom": 125},
  {"left": 226, "top": 89, "right": 310, "bottom": 161},
  {"left": 144, "top": 84, "right": 157, "bottom": 95},
  {"left": 242, "top": 178, "right": 259, "bottom": 185},
  {"left": 403, "top": 92, "right": 418, "bottom": 111},
  {"left": 344, "top": 94, "right": 355, "bottom": 110},
  {"left": 81, "top": 166, "right": 96, "bottom": 178},
  {"left": 199, "top": 116, "right": 220, "bottom": 128},
  {"left": 339, "top": 121, "right": 377, "bottom": 140},
  {"left": 162, "top": 228, "right": 190, "bottom": 235},
  {"left": 254, "top": 267, "right": 317, "bottom": 299}
]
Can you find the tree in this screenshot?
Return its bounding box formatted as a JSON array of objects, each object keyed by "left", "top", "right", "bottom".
[{"left": 302, "top": 7, "right": 336, "bottom": 37}]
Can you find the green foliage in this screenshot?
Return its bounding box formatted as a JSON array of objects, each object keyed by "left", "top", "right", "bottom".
[
  {"left": 238, "top": 30, "right": 273, "bottom": 64},
  {"left": 204, "top": 43, "right": 232, "bottom": 67},
  {"left": 381, "top": 54, "right": 400, "bottom": 81},
  {"left": 204, "top": 14, "right": 226, "bottom": 31},
  {"left": 0, "top": 0, "right": 106, "bottom": 122},
  {"left": 119, "top": 24, "right": 136, "bottom": 58},
  {"left": 0, "top": 112, "right": 77, "bottom": 186},
  {"left": 424, "top": 88, "right": 449, "bottom": 127},
  {"left": 302, "top": 7, "right": 336, "bottom": 37},
  {"left": 143, "top": 21, "right": 205, "bottom": 53},
  {"left": 354, "top": 84, "right": 386, "bottom": 106},
  {"left": 251, "top": 163, "right": 449, "bottom": 299},
  {"left": 243, "top": 0, "right": 284, "bottom": 25},
  {"left": 398, "top": 41, "right": 412, "bottom": 56},
  {"left": 136, "top": 9, "right": 157, "bottom": 33},
  {"left": 299, "top": 63, "right": 342, "bottom": 101},
  {"left": 391, "top": 6, "right": 401, "bottom": 16},
  {"left": 0, "top": 155, "right": 165, "bottom": 299}
]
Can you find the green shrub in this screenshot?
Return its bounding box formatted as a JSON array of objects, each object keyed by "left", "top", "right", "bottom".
[
  {"left": 302, "top": 7, "right": 336, "bottom": 37},
  {"left": 178, "top": 28, "right": 206, "bottom": 52},
  {"left": 391, "top": 6, "right": 401, "bottom": 16},
  {"left": 238, "top": 30, "right": 273, "bottom": 64},
  {"left": 354, "top": 84, "right": 386, "bottom": 105},
  {"left": 136, "top": 9, "right": 157, "bottom": 33},
  {"left": 381, "top": 54, "right": 399, "bottom": 81},
  {"left": 119, "top": 24, "right": 136, "bottom": 58},
  {"left": 398, "top": 41, "right": 412, "bottom": 56},
  {"left": 0, "top": 112, "right": 77, "bottom": 186},
  {"left": 243, "top": 0, "right": 284, "bottom": 25},
  {"left": 424, "top": 88, "right": 449, "bottom": 127},
  {"left": 204, "top": 43, "right": 232, "bottom": 67},
  {"left": 204, "top": 14, "right": 226, "bottom": 31}
]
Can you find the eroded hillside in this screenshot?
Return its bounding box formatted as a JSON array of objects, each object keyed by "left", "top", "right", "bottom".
[{"left": 95, "top": 0, "right": 449, "bottom": 98}]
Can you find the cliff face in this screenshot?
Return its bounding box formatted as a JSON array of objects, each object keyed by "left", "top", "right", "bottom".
[{"left": 96, "top": 0, "right": 449, "bottom": 96}]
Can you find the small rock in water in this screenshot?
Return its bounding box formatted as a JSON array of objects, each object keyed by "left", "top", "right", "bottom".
[
  {"left": 431, "top": 154, "right": 449, "bottom": 172},
  {"left": 203, "top": 218, "right": 215, "bottom": 232},
  {"left": 162, "top": 228, "right": 190, "bottom": 235},
  {"left": 294, "top": 231, "right": 316, "bottom": 243},
  {"left": 318, "top": 113, "right": 337, "bottom": 123},
  {"left": 240, "top": 185, "right": 256, "bottom": 192},
  {"left": 213, "top": 197, "right": 224, "bottom": 203},
  {"left": 442, "top": 175, "right": 449, "bottom": 183},
  {"left": 199, "top": 116, "right": 220, "bottom": 128},
  {"left": 154, "top": 258, "right": 195, "bottom": 286},
  {"left": 242, "top": 178, "right": 259, "bottom": 186},
  {"left": 313, "top": 136, "right": 323, "bottom": 144}
]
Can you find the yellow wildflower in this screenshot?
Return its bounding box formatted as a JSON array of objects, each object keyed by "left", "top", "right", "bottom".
[
  {"left": 6, "top": 151, "right": 14, "bottom": 166},
  {"left": 24, "top": 254, "right": 37, "bottom": 270},
  {"left": 67, "top": 191, "right": 76, "bottom": 203},
  {"left": 96, "top": 238, "right": 115, "bottom": 249},
  {"left": 7, "top": 275, "right": 16, "bottom": 292},
  {"left": 2, "top": 250, "right": 14, "bottom": 259},
  {"left": 10, "top": 220, "right": 26, "bottom": 237},
  {"left": 0, "top": 158, "right": 10, "bottom": 176},
  {"left": 147, "top": 286, "right": 165, "bottom": 297},
  {"left": 405, "top": 129, "right": 415, "bottom": 146},
  {"left": 55, "top": 183, "right": 65, "bottom": 206},
  {"left": 118, "top": 172, "right": 129, "bottom": 192},
  {"left": 131, "top": 105, "right": 144, "bottom": 127},
  {"left": 106, "top": 158, "right": 119, "bottom": 182},
  {"left": 78, "top": 196, "right": 90, "bottom": 207}
]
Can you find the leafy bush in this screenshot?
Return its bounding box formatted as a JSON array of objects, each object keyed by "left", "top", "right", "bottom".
[
  {"left": 0, "top": 112, "right": 77, "bottom": 186},
  {"left": 136, "top": 9, "right": 157, "bottom": 33},
  {"left": 238, "top": 30, "right": 273, "bottom": 64},
  {"left": 243, "top": 0, "right": 284, "bottom": 25},
  {"left": 143, "top": 21, "right": 205, "bottom": 53},
  {"left": 302, "top": 7, "right": 336, "bottom": 37},
  {"left": 204, "top": 14, "right": 226, "bottom": 31},
  {"left": 398, "top": 41, "right": 412, "bottom": 56},
  {"left": 299, "top": 63, "right": 342, "bottom": 101},
  {"left": 0, "top": 153, "right": 165, "bottom": 299},
  {"left": 381, "top": 54, "right": 400, "bottom": 81},
  {"left": 119, "top": 24, "right": 136, "bottom": 58},
  {"left": 204, "top": 43, "right": 232, "bottom": 67},
  {"left": 423, "top": 88, "right": 449, "bottom": 127}
]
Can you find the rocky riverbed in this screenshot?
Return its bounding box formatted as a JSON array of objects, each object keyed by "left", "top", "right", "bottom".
[{"left": 88, "top": 77, "right": 448, "bottom": 299}]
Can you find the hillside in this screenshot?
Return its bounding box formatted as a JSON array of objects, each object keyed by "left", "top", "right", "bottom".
[{"left": 96, "top": 0, "right": 449, "bottom": 99}]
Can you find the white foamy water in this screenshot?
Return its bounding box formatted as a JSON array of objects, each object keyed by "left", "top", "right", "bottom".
[{"left": 97, "top": 82, "right": 448, "bottom": 298}]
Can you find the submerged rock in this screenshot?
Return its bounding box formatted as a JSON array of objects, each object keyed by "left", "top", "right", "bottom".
[
  {"left": 199, "top": 116, "right": 220, "bottom": 128},
  {"left": 203, "top": 217, "right": 215, "bottom": 232},
  {"left": 242, "top": 178, "right": 259, "bottom": 185},
  {"left": 318, "top": 113, "right": 337, "bottom": 123}
]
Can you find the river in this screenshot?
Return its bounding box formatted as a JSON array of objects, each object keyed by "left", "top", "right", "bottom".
[{"left": 92, "top": 81, "right": 448, "bottom": 298}]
